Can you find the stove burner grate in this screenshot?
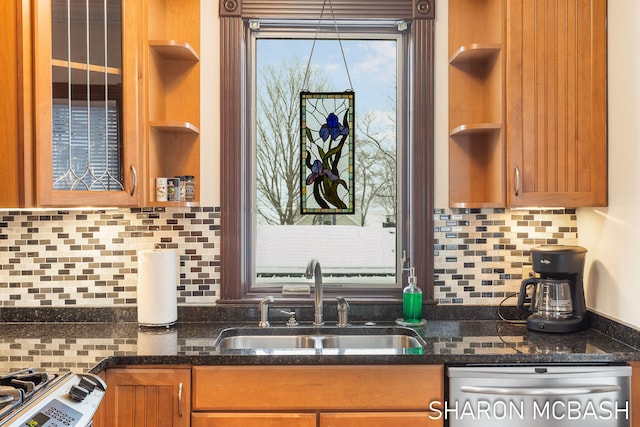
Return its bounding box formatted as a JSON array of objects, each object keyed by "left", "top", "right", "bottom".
[{"left": 0, "top": 368, "right": 57, "bottom": 421}]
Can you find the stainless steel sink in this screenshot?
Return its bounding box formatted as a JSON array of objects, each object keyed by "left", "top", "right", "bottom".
[{"left": 213, "top": 326, "right": 426, "bottom": 354}]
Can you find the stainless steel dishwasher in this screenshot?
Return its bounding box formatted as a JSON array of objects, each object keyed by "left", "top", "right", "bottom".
[{"left": 446, "top": 365, "right": 631, "bottom": 427}]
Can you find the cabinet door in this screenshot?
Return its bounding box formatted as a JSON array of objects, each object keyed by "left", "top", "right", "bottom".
[
  {"left": 1, "top": 1, "right": 33, "bottom": 207},
  {"left": 32, "top": 0, "right": 141, "bottom": 207},
  {"left": 506, "top": 0, "right": 607, "bottom": 207},
  {"left": 192, "top": 413, "right": 316, "bottom": 427},
  {"left": 320, "top": 412, "right": 441, "bottom": 427},
  {"left": 104, "top": 367, "right": 190, "bottom": 427},
  {"left": 1, "top": 1, "right": 22, "bottom": 207}
]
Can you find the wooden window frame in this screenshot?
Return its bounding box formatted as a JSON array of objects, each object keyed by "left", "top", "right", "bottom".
[{"left": 218, "top": 0, "right": 435, "bottom": 303}]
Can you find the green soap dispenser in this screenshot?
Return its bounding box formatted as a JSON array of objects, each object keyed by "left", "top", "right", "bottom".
[{"left": 402, "top": 267, "right": 423, "bottom": 323}]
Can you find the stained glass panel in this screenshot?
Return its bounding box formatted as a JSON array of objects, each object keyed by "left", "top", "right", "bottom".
[{"left": 300, "top": 91, "right": 355, "bottom": 214}]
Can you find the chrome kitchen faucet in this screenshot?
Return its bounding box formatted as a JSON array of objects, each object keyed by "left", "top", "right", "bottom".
[{"left": 306, "top": 259, "right": 324, "bottom": 326}]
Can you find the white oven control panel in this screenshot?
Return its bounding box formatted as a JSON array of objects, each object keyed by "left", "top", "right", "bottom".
[{"left": 3, "top": 373, "right": 106, "bottom": 427}]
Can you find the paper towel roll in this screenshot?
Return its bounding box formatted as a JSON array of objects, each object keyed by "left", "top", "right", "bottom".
[{"left": 137, "top": 249, "right": 178, "bottom": 327}]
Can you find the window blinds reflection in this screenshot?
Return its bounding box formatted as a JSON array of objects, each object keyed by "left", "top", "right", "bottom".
[
  {"left": 52, "top": 102, "right": 122, "bottom": 190},
  {"left": 51, "top": 0, "right": 123, "bottom": 192}
]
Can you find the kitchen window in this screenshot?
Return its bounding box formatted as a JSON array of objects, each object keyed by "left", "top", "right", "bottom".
[
  {"left": 252, "top": 23, "right": 403, "bottom": 291},
  {"left": 219, "top": 0, "right": 435, "bottom": 302}
]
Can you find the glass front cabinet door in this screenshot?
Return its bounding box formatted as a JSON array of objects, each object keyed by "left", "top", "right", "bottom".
[{"left": 33, "top": 0, "right": 141, "bottom": 206}]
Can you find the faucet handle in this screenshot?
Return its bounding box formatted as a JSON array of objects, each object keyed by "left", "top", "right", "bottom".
[
  {"left": 280, "top": 310, "right": 299, "bottom": 327},
  {"left": 258, "top": 296, "right": 274, "bottom": 328},
  {"left": 336, "top": 297, "right": 350, "bottom": 328}
]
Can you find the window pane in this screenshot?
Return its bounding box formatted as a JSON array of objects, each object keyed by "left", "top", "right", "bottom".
[{"left": 254, "top": 36, "right": 400, "bottom": 289}]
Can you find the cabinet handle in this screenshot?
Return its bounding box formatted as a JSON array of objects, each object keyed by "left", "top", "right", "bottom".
[
  {"left": 514, "top": 166, "right": 520, "bottom": 197},
  {"left": 178, "top": 382, "right": 183, "bottom": 417},
  {"left": 129, "top": 165, "right": 138, "bottom": 196}
]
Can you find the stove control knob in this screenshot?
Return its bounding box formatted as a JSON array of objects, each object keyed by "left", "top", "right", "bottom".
[
  {"left": 77, "top": 373, "right": 107, "bottom": 391},
  {"left": 69, "top": 384, "right": 90, "bottom": 402},
  {"left": 79, "top": 377, "right": 97, "bottom": 392}
]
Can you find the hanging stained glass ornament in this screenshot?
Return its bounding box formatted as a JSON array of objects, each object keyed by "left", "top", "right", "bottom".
[
  {"left": 299, "top": 0, "right": 355, "bottom": 215},
  {"left": 301, "top": 91, "right": 355, "bottom": 214}
]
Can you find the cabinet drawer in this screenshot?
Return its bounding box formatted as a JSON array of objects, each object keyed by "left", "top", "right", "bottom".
[
  {"left": 192, "top": 413, "right": 316, "bottom": 427},
  {"left": 320, "top": 412, "right": 439, "bottom": 427},
  {"left": 192, "top": 365, "right": 443, "bottom": 411}
]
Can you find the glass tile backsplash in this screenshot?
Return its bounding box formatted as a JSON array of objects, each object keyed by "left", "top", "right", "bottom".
[
  {"left": 0, "top": 207, "right": 220, "bottom": 307},
  {"left": 434, "top": 208, "right": 578, "bottom": 305},
  {"left": 0, "top": 207, "right": 576, "bottom": 307}
]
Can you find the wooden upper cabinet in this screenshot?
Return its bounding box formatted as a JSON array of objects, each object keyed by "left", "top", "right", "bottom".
[
  {"left": 32, "top": 0, "right": 142, "bottom": 207},
  {"left": 505, "top": 0, "right": 607, "bottom": 207},
  {"left": 449, "top": 0, "right": 607, "bottom": 208}
]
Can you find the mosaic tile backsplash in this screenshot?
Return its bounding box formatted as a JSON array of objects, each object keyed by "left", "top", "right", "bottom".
[
  {"left": 0, "top": 207, "right": 221, "bottom": 307},
  {"left": 434, "top": 208, "right": 578, "bottom": 305},
  {"left": 0, "top": 207, "right": 577, "bottom": 308}
]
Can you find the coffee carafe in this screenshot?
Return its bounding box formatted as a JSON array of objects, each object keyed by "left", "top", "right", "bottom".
[{"left": 516, "top": 245, "right": 588, "bottom": 333}]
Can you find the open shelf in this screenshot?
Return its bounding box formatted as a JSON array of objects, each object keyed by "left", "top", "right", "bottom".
[
  {"left": 448, "top": 0, "right": 505, "bottom": 208},
  {"left": 145, "top": 0, "right": 200, "bottom": 206},
  {"left": 449, "top": 44, "right": 501, "bottom": 65},
  {"left": 449, "top": 131, "right": 504, "bottom": 208},
  {"left": 450, "top": 123, "right": 501, "bottom": 137},
  {"left": 149, "top": 121, "right": 200, "bottom": 135},
  {"left": 149, "top": 40, "right": 200, "bottom": 61}
]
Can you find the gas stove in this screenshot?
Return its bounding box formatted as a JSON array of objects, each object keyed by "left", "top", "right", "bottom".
[{"left": 0, "top": 368, "right": 106, "bottom": 427}]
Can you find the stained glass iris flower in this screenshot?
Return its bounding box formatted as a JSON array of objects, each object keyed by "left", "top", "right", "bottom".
[
  {"left": 306, "top": 159, "right": 340, "bottom": 185},
  {"left": 319, "top": 113, "right": 349, "bottom": 142}
]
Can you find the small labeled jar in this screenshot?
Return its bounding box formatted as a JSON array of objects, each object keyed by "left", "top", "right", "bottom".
[
  {"left": 166, "top": 177, "right": 181, "bottom": 202},
  {"left": 184, "top": 176, "right": 195, "bottom": 201},
  {"left": 156, "top": 177, "right": 168, "bottom": 202},
  {"left": 176, "top": 176, "right": 187, "bottom": 202}
]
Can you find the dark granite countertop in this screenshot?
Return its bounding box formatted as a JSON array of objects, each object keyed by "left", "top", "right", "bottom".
[{"left": 0, "top": 319, "right": 637, "bottom": 374}]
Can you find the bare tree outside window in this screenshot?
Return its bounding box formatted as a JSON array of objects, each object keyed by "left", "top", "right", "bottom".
[
  {"left": 256, "top": 57, "right": 328, "bottom": 225},
  {"left": 357, "top": 110, "right": 397, "bottom": 227}
]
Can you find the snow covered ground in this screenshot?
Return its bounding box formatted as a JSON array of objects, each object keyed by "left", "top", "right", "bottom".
[{"left": 255, "top": 224, "right": 397, "bottom": 284}]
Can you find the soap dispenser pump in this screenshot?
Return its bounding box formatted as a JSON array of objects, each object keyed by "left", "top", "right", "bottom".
[{"left": 397, "top": 267, "right": 425, "bottom": 326}]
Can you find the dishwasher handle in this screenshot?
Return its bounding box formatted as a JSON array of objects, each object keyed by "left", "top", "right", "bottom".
[{"left": 460, "top": 384, "right": 621, "bottom": 396}]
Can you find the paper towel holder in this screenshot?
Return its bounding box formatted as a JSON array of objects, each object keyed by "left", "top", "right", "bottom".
[{"left": 137, "top": 248, "right": 179, "bottom": 328}]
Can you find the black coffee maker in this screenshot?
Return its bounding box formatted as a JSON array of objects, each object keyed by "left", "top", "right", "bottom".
[{"left": 516, "top": 245, "right": 588, "bottom": 333}]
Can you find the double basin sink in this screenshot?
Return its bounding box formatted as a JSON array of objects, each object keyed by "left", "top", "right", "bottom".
[{"left": 213, "top": 325, "right": 426, "bottom": 355}]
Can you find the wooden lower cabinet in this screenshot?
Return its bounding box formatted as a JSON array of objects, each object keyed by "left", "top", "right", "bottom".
[
  {"left": 95, "top": 364, "right": 443, "bottom": 427},
  {"left": 192, "top": 365, "right": 444, "bottom": 427},
  {"left": 97, "top": 367, "right": 191, "bottom": 427}
]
